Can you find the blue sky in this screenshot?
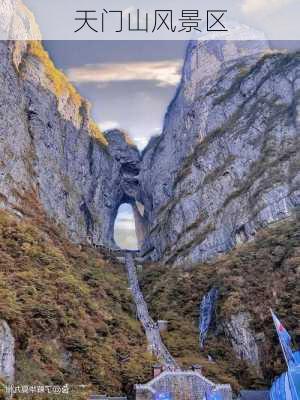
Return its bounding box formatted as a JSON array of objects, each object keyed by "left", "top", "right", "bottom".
[
  {"left": 43, "top": 38, "right": 299, "bottom": 248},
  {"left": 45, "top": 41, "right": 186, "bottom": 150},
  {"left": 44, "top": 39, "right": 300, "bottom": 152},
  {"left": 7, "top": 0, "right": 297, "bottom": 248},
  {"left": 44, "top": 40, "right": 187, "bottom": 248},
  {"left": 20, "top": 0, "right": 300, "bottom": 41}
]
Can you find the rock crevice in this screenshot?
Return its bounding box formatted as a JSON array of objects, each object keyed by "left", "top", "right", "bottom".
[
  {"left": 1, "top": 1, "right": 300, "bottom": 264},
  {"left": 140, "top": 39, "right": 300, "bottom": 266},
  {"left": 0, "top": 15, "right": 144, "bottom": 249}
]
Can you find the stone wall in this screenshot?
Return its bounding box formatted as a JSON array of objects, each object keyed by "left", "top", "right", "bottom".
[{"left": 135, "top": 371, "right": 232, "bottom": 400}]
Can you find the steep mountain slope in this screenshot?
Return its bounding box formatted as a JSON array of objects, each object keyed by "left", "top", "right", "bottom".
[
  {"left": 1, "top": 0, "right": 300, "bottom": 396},
  {"left": 0, "top": 207, "right": 154, "bottom": 399},
  {"left": 0, "top": 1, "right": 142, "bottom": 248},
  {"left": 140, "top": 40, "right": 300, "bottom": 266},
  {"left": 140, "top": 213, "right": 300, "bottom": 392},
  {"left": 137, "top": 39, "right": 300, "bottom": 391}
]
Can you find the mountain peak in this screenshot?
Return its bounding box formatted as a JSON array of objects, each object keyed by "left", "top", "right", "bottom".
[{"left": 180, "top": 23, "right": 271, "bottom": 101}]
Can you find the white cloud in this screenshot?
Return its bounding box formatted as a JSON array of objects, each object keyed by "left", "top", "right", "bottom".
[
  {"left": 99, "top": 120, "right": 120, "bottom": 131},
  {"left": 242, "top": 0, "right": 294, "bottom": 14},
  {"left": 153, "top": 127, "right": 161, "bottom": 134},
  {"left": 115, "top": 218, "right": 135, "bottom": 228},
  {"left": 114, "top": 210, "right": 138, "bottom": 250},
  {"left": 114, "top": 228, "right": 138, "bottom": 250},
  {"left": 67, "top": 60, "right": 182, "bottom": 87},
  {"left": 133, "top": 136, "right": 148, "bottom": 150}
]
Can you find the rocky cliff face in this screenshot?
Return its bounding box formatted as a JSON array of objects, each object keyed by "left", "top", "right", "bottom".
[
  {"left": 0, "top": 1, "right": 142, "bottom": 248},
  {"left": 140, "top": 215, "right": 300, "bottom": 390},
  {"left": 2, "top": 2, "right": 299, "bottom": 265},
  {"left": 140, "top": 39, "right": 300, "bottom": 266},
  {"left": 0, "top": 320, "right": 14, "bottom": 384},
  {"left": 223, "top": 312, "right": 262, "bottom": 375},
  {"left": 0, "top": 2, "right": 300, "bottom": 394},
  {"left": 199, "top": 287, "right": 218, "bottom": 349},
  {"left": 199, "top": 288, "right": 263, "bottom": 375}
]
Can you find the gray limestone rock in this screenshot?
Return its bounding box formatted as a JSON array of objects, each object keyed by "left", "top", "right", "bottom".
[
  {"left": 0, "top": 320, "right": 15, "bottom": 384},
  {"left": 199, "top": 288, "right": 219, "bottom": 349},
  {"left": 1, "top": 0, "right": 300, "bottom": 265},
  {"left": 0, "top": 22, "right": 142, "bottom": 247},
  {"left": 223, "top": 312, "right": 263, "bottom": 374},
  {"left": 140, "top": 39, "right": 300, "bottom": 266}
]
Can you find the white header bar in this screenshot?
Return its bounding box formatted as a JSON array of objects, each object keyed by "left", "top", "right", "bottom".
[{"left": 1, "top": 0, "right": 300, "bottom": 40}]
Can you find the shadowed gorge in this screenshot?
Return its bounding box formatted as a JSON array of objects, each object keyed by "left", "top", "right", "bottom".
[{"left": 0, "top": 1, "right": 300, "bottom": 398}]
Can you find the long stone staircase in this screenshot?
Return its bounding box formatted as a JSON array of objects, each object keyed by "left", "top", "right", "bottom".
[
  {"left": 124, "top": 253, "right": 179, "bottom": 371},
  {"left": 89, "top": 247, "right": 180, "bottom": 399}
]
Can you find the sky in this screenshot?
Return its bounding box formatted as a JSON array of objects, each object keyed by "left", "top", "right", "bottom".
[
  {"left": 44, "top": 38, "right": 300, "bottom": 152},
  {"left": 45, "top": 40, "right": 186, "bottom": 150},
  {"left": 20, "top": 0, "right": 300, "bottom": 41},
  {"left": 113, "top": 204, "right": 138, "bottom": 249},
  {"left": 44, "top": 40, "right": 187, "bottom": 249},
  {"left": 43, "top": 38, "right": 300, "bottom": 249}
]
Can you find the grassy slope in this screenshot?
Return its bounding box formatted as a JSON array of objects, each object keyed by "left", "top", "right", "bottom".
[
  {"left": 0, "top": 209, "right": 154, "bottom": 399},
  {"left": 0, "top": 204, "right": 298, "bottom": 397},
  {"left": 140, "top": 213, "right": 300, "bottom": 392}
]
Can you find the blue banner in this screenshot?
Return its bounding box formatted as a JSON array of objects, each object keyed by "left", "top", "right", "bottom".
[{"left": 154, "top": 392, "right": 173, "bottom": 400}]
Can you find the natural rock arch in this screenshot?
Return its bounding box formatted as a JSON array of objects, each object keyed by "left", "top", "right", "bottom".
[
  {"left": 111, "top": 198, "right": 147, "bottom": 250},
  {"left": 114, "top": 202, "right": 138, "bottom": 250},
  {"left": 101, "top": 129, "right": 148, "bottom": 250}
]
